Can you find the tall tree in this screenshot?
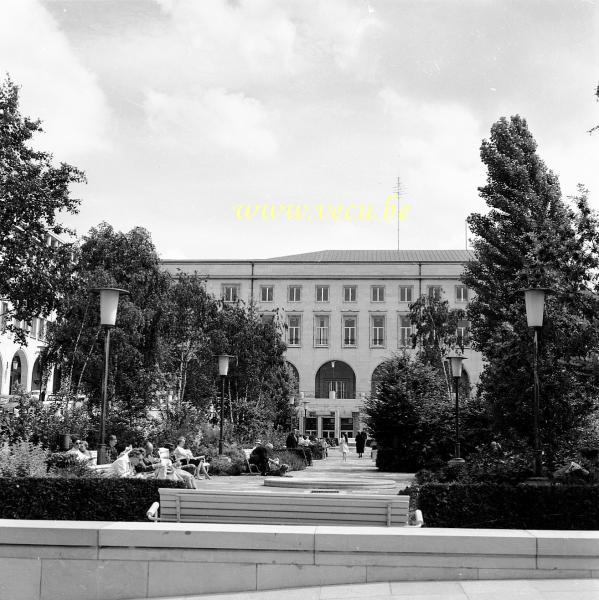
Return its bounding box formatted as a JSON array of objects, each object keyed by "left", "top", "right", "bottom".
[
  {"left": 0, "top": 77, "right": 85, "bottom": 343},
  {"left": 463, "top": 116, "right": 599, "bottom": 453},
  {"left": 44, "top": 223, "right": 170, "bottom": 418}
]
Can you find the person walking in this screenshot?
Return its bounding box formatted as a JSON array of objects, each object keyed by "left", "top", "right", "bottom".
[
  {"left": 355, "top": 431, "right": 366, "bottom": 458},
  {"left": 340, "top": 433, "right": 349, "bottom": 462}
]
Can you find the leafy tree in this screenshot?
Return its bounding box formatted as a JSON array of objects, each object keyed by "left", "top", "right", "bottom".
[
  {"left": 43, "top": 223, "right": 170, "bottom": 420},
  {"left": 0, "top": 77, "right": 85, "bottom": 343},
  {"left": 409, "top": 293, "right": 468, "bottom": 397},
  {"left": 363, "top": 351, "right": 454, "bottom": 471},
  {"left": 463, "top": 115, "right": 599, "bottom": 456}
]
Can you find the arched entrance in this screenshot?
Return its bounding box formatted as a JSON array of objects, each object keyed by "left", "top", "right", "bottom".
[
  {"left": 31, "top": 357, "right": 42, "bottom": 392},
  {"left": 315, "top": 360, "right": 356, "bottom": 400},
  {"left": 286, "top": 361, "right": 300, "bottom": 394},
  {"left": 370, "top": 363, "right": 386, "bottom": 397},
  {"left": 9, "top": 353, "right": 24, "bottom": 393}
]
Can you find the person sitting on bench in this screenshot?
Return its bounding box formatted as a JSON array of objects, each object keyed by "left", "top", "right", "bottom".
[{"left": 173, "top": 436, "right": 211, "bottom": 479}]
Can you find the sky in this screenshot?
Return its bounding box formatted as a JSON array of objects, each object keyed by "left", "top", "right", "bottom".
[{"left": 1, "top": 0, "right": 598, "bottom": 259}]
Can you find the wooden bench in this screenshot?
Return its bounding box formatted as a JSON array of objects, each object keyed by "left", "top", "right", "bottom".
[{"left": 147, "top": 488, "right": 423, "bottom": 527}]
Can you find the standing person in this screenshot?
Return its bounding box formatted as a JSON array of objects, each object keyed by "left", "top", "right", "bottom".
[
  {"left": 106, "top": 435, "right": 119, "bottom": 463},
  {"left": 340, "top": 433, "right": 349, "bottom": 462},
  {"left": 285, "top": 429, "right": 299, "bottom": 449},
  {"left": 355, "top": 431, "right": 366, "bottom": 458}
]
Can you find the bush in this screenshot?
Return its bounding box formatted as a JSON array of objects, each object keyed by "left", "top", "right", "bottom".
[
  {"left": 416, "top": 482, "right": 599, "bottom": 529},
  {"left": 46, "top": 452, "right": 98, "bottom": 478},
  {"left": 208, "top": 455, "right": 245, "bottom": 475},
  {"left": 0, "top": 477, "right": 186, "bottom": 521},
  {"left": 272, "top": 449, "right": 307, "bottom": 471},
  {"left": 0, "top": 440, "right": 49, "bottom": 477}
]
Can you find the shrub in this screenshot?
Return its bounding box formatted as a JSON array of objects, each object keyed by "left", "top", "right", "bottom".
[
  {"left": 46, "top": 452, "right": 97, "bottom": 478},
  {"left": 416, "top": 482, "right": 599, "bottom": 529},
  {"left": 0, "top": 440, "right": 49, "bottom": 477},
  {"left": 208, "top": 455, "right": 245, "bottom": 475},
  {"left": 0, "top": 477, "right": 186, "bottom": 521},
  {"left": 272, "top": 449, "right": 307, "bottom": 471}
]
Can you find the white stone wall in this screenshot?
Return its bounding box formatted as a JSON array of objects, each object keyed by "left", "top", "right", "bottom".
[{"left": 0, "top": 519, "right": 597, "bottom": 599}]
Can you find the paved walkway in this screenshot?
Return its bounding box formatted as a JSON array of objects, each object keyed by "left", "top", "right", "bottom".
[{"left": 137, "top": 579, "right": 599, "bottom": 600}]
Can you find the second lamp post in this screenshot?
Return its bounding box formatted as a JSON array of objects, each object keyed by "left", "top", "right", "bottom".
[
  {"left": 446, "top": 354, "right": 467, "bottom": 466},
  {"left": 91, "top": 287, "right": 128, "bottom": 465},
  {"left": 217, "top": 354, "right": 235, "bottom": 455}
]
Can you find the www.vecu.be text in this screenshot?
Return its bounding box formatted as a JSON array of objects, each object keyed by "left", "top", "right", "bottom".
[{"left": 234, "top": 195, "right": 412, "bottom": 223}]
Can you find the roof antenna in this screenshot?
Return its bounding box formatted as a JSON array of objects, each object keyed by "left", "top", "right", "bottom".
[{"left": 395, "top": 176, "right": 403, "bottom": 251}]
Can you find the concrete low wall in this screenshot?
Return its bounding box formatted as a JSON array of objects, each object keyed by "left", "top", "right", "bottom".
[{"left": 1, "top": 519, "right": 598, "bottom": 600}]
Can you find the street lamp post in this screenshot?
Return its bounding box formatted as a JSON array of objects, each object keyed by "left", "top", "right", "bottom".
[
  {"left": 445, "top": 354, "right": 467, "bottom": 466},
  {"left": 523, "top": 288, "right": 551, "bottom": 480},
  {"left": 217, "top": 354, "right": 235, "bottom": 455},
  {"left": 302, "top": 399, "right": 310, "bottom": 435},
  {"left": 91, "top": 287, "right": 128, "bottom": 465}
]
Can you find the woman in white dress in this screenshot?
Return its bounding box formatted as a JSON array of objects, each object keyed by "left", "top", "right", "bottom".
[{"left": 340, "top": 433, "right": 349, "bottom": 462}]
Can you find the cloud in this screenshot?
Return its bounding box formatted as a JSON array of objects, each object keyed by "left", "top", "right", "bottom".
[
  {"left": 0, "top": 0, "right": 110, "bottom": 160},
  {"left": 144, "top": 87, "right": 279, "bottom": 160}
]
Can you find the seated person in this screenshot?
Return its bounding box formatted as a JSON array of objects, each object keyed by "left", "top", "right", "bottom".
[
  {"left": 107, "top": 445, "right": 135, "bottom": 477},
  {"left": 67, "top": 439, "right": 92, "bottom": 463},
  {"left": 106, "top": 435, "right": 119, "bottom": 463},
  {"left": 165, "top": 443, "right": 202, "bottom": 486},
  {"left": 264, "top": 443, "right": 290, "bottom": 476},
  {"left": 79, "top": 440, "right": 93, "bottom": 460},
  {"left": 173, "top": 436, "right": 211, "bottom": 478},
  {"left": 132, "top": 448, "right": 164, "bottom": 478},
  {"left": 249, "top": 441, "right": 270, "bottom": 475}
]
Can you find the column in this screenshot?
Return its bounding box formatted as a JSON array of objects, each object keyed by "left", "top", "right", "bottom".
[
  {"left": 334, "top": 408, "right": 340, "bottom": 439},
  {"left": 317, "top": 416, "right": 323, "bottom": 438}
]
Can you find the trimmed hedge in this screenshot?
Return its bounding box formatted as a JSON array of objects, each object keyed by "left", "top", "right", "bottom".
[
  {"left": 416, "top": 482, "right": 599, "bottom": 529},
  {"left": 0, "top": 478, "right": 186, "bottom": 521}
]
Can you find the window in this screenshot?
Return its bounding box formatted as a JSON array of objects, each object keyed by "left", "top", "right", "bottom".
[
  {"left": 222, "top": 284, "right": 240, "bottom": 302},
  {"left": 260, "top": 313, "right": 274, "bottom": 324},
  {"left": 30, "top": 319, "right": 38, "bottom": 339},
  {"left": 371, "top": 285, "right": 385, "bottom": 302},
  {"left": 314, "top": 315, "right": 329, "bottom": 346},
  {"left": 260, "top": 285, "right": 274, "bottom": 302},
  {"left": 343, "top": 285, "right": 357, "bottom": 302},
  {"left": 0, "top": 301, "right": 8, "bottom": 331},
  {"left": 287, "top": 315, "right": 301, "bottom": 346},
  {"left": 288, "top": 285, "right": 301, "bottom": 302},
  {"left": 38, "top": 319, "right": 46, "bottom": 341},
  {"left": 371, "top": 315, "right": 385, "bottom": 347},
  {"left": 316, "top": 285, "right": 329, "bottom": 302},
  {"left": 457, "top": 320, "right": 470, "bottom": 346},
  {"left": 343, "top": 316, "right": 357, "bottom": 346},
  {"left": 399, "top": 315, "right": 412, "bottom": 347},
  {"left": 399, "top": 286, "right": 413, "bottom": 303},
  {"left": 428, "top": 286, "right": 442, "bottom": 300},
  {"left": 456, "top": 285, "right": 468, "bottom": 302}
]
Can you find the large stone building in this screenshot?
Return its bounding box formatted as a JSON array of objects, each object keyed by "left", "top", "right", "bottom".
[{"left": 162, "top": 249, "right": 482, "bottom": 440}]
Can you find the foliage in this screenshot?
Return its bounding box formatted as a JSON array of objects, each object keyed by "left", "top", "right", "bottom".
[
  {"left": 463, "top": 115, "right": 599, "bottom": 451},
  {"left": 43, "top": 222, "right": 171, "bottom": 416},
  {"left": 415, "top": 482, "right": 599, "bottom": 529},
  {"left": 208, "top": 455, "right": 245, "bottom": 476},
  {"left": 0, "top": 76, "right": 85, "bottom": 345},
  {"left": 272, "top": 449, "right": 307, "bottom": 471},
  {"left": 363, "top": 351, "right": 455, "bottom": 471},
  {"left": 0, "top": 477, "right": 185, "bottom": 521},
  {"left": 46, "top": 452, "right": 97, "bottom": 478},
  {"left": 0, "top": 390, "right": 93, "bottom": 449},
  {"left": 0, "top": 440, "right": 48, "bottom": 477},
  {"left": 408, "top": 293, "right": 468, "bottom": 392}
]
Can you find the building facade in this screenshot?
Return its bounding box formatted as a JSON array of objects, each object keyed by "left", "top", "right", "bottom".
[
  {"left": 162, "top": 249, "right": 483, "bottom": 440},
  {"left": 0, "top": 232, "right": 61, "bottom": 398}
]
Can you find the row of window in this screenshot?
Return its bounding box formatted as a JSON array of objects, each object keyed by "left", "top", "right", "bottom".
[
  {"left": 0, "top": 302, "right": 48, "bottom": 341},
  {"left": 286, "top": 314, "right": 470, "bottom": 348},
  {"left": 222, "top": 284, "right": 469, "bottom": 304}
]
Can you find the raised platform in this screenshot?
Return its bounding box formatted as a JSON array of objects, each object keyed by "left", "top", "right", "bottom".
[
  {"left": 1, "top": 519, "right": 598, "bottom": 599},
  {"left": 263, "top": 476, "right": 397, "bottom": 490}
]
